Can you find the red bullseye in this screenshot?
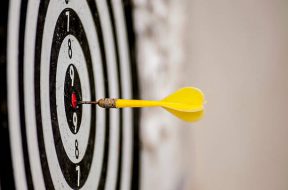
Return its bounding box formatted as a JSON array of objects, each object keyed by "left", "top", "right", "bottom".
[{"left": 71, "top": 92, "right": 77, "bottom": 109}]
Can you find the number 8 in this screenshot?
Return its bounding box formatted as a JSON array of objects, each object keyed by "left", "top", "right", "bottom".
[{"left": 68, "top": 38, "right": 72, "bottom": 59}]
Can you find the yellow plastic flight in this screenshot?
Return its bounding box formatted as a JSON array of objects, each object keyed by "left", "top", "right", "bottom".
[{"left": 115, "top": 87, "right": 205, "bottom": 122}]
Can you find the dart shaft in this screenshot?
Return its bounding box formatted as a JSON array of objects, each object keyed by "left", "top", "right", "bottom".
[
  {"left": 115, "top": 99, "right": 202, "bottom": 111},
  {"left": 116, "top": 99, "right": 162, "bottom": 108}
]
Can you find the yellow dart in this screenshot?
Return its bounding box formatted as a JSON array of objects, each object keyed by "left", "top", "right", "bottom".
[{"left": 79, "top": 87, "right": 206, "bottom": 122}]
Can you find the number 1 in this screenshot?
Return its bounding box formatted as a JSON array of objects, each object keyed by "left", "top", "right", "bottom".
[
  {"left": 76, "top": 165, "right": 80, "bottom": 187},
  {"left": 65, "top": 11, "right": 70, "bottom": 32}
]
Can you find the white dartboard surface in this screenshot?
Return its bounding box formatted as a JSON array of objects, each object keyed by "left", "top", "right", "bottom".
[{"left": 0, "top": 0, "right": 140, "bottom": 189}]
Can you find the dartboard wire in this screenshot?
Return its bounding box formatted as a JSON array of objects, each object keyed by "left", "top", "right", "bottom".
[
  {"left": 106, "top": 1, "right": 123, "bottom": 190},
  {"left": 86, "top": 1, "right": 111, "bottom": 189},
  {"left": 18, "top": 0, "right": 34, "bottom": 189}
]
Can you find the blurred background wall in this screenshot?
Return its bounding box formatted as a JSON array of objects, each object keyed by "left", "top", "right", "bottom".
[{"left": 134, "top": 0, "right": 288, "bottom": 189}]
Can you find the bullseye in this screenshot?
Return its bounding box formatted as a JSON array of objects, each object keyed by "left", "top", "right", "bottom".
[{"left": 71, "top": 92, "right": 77, "bottom": 109}]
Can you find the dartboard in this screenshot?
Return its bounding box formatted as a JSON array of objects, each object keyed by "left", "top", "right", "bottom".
[{"left": 0, "top": 0, "right": 140, "bottom": 189}]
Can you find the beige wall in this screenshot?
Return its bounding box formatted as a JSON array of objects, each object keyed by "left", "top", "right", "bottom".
[
  {"left": 186, "top": 0, "right": 288, "bottom": 189},
  {"left": 135, "top": 0, "right": 288, "bottom": 189}
]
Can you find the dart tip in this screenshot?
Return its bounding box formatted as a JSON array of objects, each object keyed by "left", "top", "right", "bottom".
[{"left": 78, "top": 101, "right": 99, "bottom": 105}]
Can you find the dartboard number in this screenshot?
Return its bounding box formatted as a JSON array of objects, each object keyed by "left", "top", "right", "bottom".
[
  {"left": 68, "top": 38, "right": 72, "bottom": 59},
  {"left": 75, "top": 139, "right": 79, "bottom": 159},
  {"left": 69, "top": 64, "right": 74, "bottom": 86},
  {"left": 66, "top": 11, "right": 70, "bottom": 32},
  {"left": 76, "top": 165, "right": 80, "bottom": 187},
  {"left": 73, "top": 112, "right": 77, "bottom": 131}
]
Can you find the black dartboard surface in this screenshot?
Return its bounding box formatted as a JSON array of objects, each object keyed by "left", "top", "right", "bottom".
[{"left": 0, "top": 0, "right": 140, "bottom": 189}]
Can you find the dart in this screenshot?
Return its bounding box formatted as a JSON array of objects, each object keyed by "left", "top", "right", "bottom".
[{"left": 79, "top": 87, "right": 206, "bottom": 122}]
